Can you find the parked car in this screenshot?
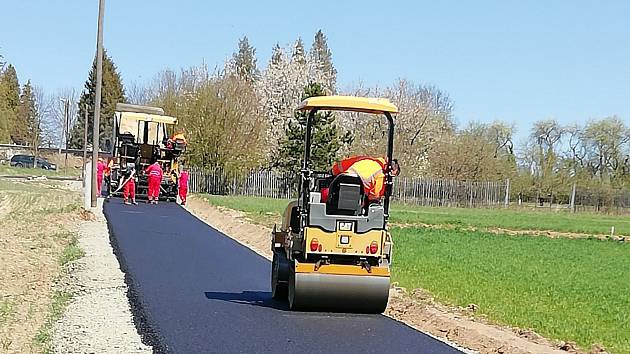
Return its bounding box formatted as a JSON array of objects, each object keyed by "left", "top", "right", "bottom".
[{"left": 9, "top": 154, "right": 57, "bottom": 170}]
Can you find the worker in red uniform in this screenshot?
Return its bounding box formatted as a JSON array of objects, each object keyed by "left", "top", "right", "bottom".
[
  {"left": 104, "top": 159, "right": 113, "bottom": 198},
  {"left": 96, "top": 157, "right": 106, "bottom": 197},
  {"left": 178, "top": 167, "right": 189, "bottom": 206},
  {"left": 324, "top": 156, "right": 400, "bottom": 203},
  {"left": 145, "top": 160, "right": 163, "bottom": 204},
  {"left": 122, "top": 163, "right": 138, "bottom": 205}
]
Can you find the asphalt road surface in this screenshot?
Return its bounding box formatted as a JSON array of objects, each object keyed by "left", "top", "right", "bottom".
[{"left": 104, "top": 200, "right": 464, "bottom": 354}]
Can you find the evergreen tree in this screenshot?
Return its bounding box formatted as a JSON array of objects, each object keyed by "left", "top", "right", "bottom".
[
  {"left": 270, "top": 43, "right": 283, "bottom": 65},
  {"left": 0, "top": 64, "right": 19, "bottom": 109},
  {"left": 69, "top": 50, "right": 125, "bottom": 150},
  {"left": 308, "top": 30, "right": 337, "bottom": 94},
  {"left": 0, "top": 64, "right": 22, "bottom": 143},
  {"left": 277, "top": 82, "right": 350, "bottom": 175},
  {"left": 231, "top": 36, "right": 258, "bottom": 83},
  {"left": 17, "top": 80, "right": 40, "bottom": 146},
  {"left": 292, "top": 38, "right": 306, "bottom": 65}
]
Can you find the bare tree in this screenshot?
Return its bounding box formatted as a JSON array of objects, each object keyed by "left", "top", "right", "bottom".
[
  {"left": 583, "top": 116, "right": 629, "bottom": 182},
  {"left": 40, "top": 88, "right": 78, "bottom": 149},
  {"left": 342, "top": 80, "right": 454, "bottom": 176},
  {"left": 150, "top": 65, "right": 268, "bottom": 172},
  {"left": 126, "top": 80, "right": 151, "bottom": 105}
]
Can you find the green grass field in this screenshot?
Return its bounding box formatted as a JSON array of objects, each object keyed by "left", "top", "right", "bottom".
[
  {"left": 198, "top": 195, "right": 630, "bottom": 236},
  {"left": 198, "top": 194, "right": 630, "bottom": 353},
  {"left": 393, "top": 205, "right": 630, "bottom": 236},
  {"left": 394, "top": 227, "right": 630, "bottom": 353}
]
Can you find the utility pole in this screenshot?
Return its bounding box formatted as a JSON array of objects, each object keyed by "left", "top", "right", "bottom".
[
  {"left": 91, "top": 0, "right": 105, "bottom": 207},
  {"left": 64, "top": 99, "right": 69, "bottom": 175},
  {"left": 83, "top": 106, "right": 89, "bottom": 186},
  {"left": 59, "top": 98, "right": 67, "bottom": 155}
]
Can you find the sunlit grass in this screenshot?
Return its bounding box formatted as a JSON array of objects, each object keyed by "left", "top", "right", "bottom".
[{"left": 393, "top": 226, "right": 630, "bottom": 353}]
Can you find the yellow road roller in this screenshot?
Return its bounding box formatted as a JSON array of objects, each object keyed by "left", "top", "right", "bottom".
[{"left": 271, "top": 96, "right": 398, "bottom": 313}]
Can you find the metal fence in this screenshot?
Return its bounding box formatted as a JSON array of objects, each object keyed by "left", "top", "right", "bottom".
[
  {"left": 188, "top": 169, "right": 508, "bottom": 207},
  {"left": 189, "top": 168, "right": 295, "bottom": 199},
  {"left": 393, "top": 177, "right": 508, "bottom": 207},
  {"left": 188, "top": 168, "right": 630, "bottom": 214}
]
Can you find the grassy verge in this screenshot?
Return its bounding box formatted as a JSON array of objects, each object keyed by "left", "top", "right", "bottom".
[
  {"left": 0, "top": 164, "right": 80, "bottom": 178},
  {"left": 33, "top": 291, "right": 73, "bottom": 353},
  {"left": 196, "top": 194, "right": 288, "bottom": 227},
  {"left": 0, "top": 177, "right": 82, "bottom": 353},
  {"left": 0, "top": 301, "right": 13, "bottom": 327},
  {"left": 198, "top": 195, "right": 630, "bottom": 236},
  {"left": 393, "top": 227, "right": 630, "bottom": 353},
  {"left": 58, "top": 232, "right": 85, "bottom": 266}
]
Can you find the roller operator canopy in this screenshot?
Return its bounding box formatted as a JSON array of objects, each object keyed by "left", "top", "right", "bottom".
[
  {"left": 297, "top": 96, "right": 398, "bottom": 114},
  {"left": 116, "top": 111, "right": 177, "bottom": 125}
]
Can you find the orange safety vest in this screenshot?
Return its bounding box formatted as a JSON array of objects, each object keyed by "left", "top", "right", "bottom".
[
  {"left": 105, "top": 159, "right": 113, "bottom": 176},
  {"left": 171, "top": 133, "right": 187, "bottom": 144},
  {"left": 332, "top": 156, "right": 388, "bottom": 201}
]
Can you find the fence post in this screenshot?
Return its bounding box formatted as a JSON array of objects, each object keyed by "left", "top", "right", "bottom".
[
  {"left": 504, "top": 178, "right": 510, "bottom": 208},
  {"left": 570, "top": 182, "right": 576, "bottom": 213}
]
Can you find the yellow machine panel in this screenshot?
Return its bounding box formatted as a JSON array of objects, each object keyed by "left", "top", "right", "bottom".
[{"left": 304, "top": 227, "right": 387, "bottom": 257}]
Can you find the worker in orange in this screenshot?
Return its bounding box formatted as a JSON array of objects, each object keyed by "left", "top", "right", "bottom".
[
  {"left": 166, "top": 133, "right": 187, "bottom": 149},
  {"left": 171, "top": 132, "right": 187, "bottom": 144},
  {"left": 327, "top": 156, "right": 400, "bottom": 202},
  {"left": 145, "top": 160, "right": 163, "bottom": 204},
  {"left": 104, "top": 158, "right": 113, "bottom": 198}
]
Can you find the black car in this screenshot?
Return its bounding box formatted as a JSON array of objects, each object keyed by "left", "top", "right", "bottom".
[{"left": 9, "top": 154, "right": 57, "bottom": 170}]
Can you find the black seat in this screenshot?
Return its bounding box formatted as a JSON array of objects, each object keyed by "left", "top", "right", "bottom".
[
  {"left": 118, "top": 132, "right": 135, "bottom": 144},
  {"left": 326, "top": 174, "right": 364, "bottom": 216}
]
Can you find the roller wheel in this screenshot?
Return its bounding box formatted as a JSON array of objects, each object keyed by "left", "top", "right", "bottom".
[
  {"left": 271, "top": 253, "right": 288, "bottom": 299},
  {"left": 288, "top": 267, "right": 300, "bottom": 310}
]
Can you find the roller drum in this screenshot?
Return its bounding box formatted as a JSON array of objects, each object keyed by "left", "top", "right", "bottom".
[{"left": 289, "top": 271, "right": 390, "bottom": 313}]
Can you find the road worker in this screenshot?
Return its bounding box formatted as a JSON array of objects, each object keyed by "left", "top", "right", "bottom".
[
  {"left": 122, "top": 163, "right": 138, "bottom": 205},
  {"left": 96, "top": 157, "right": 106, "bottom": 197},
  {"left": 145, "top": 160, "right": 163, "bottom": 204},
  {"left": 104, "top": 158, "right": 113, "bottom": 198},
  {"left": 178, "top": 166, "right": 189, "bottom": 206},
  {"left": 326, "top": 156, "right": 400, "bottom": 203}
]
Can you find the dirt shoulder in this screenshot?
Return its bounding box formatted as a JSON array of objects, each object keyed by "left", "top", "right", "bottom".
[
  {"left": 51, "top": 199, "right": 152, "bottom": 354},
  {"left": 0, "top": 179, "right": 81, "bottom": 353},
  {"left": 392, "top": 222, "right": 627, "bottom": 242},
  {"left": 186, "top": 195, "right": 586, "bottom": 354}
]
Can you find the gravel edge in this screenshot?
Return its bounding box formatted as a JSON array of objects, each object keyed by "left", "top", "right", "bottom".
[{"left": 50, "top": 199, "right": 153, "bottom": 354}]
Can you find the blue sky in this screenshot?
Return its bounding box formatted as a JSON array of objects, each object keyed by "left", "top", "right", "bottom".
[{"left": 1, "top": 0, "right": 628, "bottom": 142}]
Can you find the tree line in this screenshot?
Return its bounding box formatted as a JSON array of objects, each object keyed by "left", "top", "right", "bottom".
[{"left": 1, "top": 32, "right": 628, "bottom": 202}]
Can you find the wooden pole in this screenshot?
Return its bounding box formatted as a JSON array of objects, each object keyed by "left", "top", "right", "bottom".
[
  {"left": 91, "top": 0, "right": 105, "bottom": 207},
  {"left": 82, "top": 105, "right": 88, "bottom": 187}
]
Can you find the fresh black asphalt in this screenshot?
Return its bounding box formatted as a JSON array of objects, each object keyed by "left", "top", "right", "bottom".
[{"left": 103, "top": 199, "right": 464, "bottom": 354}]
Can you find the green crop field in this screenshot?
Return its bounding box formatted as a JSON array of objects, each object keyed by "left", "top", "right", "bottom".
[
  {"left": 198, "top": 194, "right": 630, "bottom": 352},
  {"left": 198, "top": 195, "right": 630, "bottom": 236},
  {"left": 392, "top": 205, "right": 630, "bottom": 236},
  {"left": 394, "top": 227, "right": 630, "bottom": 353}
]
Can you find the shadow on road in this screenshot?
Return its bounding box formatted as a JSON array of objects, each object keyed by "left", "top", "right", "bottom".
[{"left": 204, "top": 291, "right": 289, "bottom": 311}]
